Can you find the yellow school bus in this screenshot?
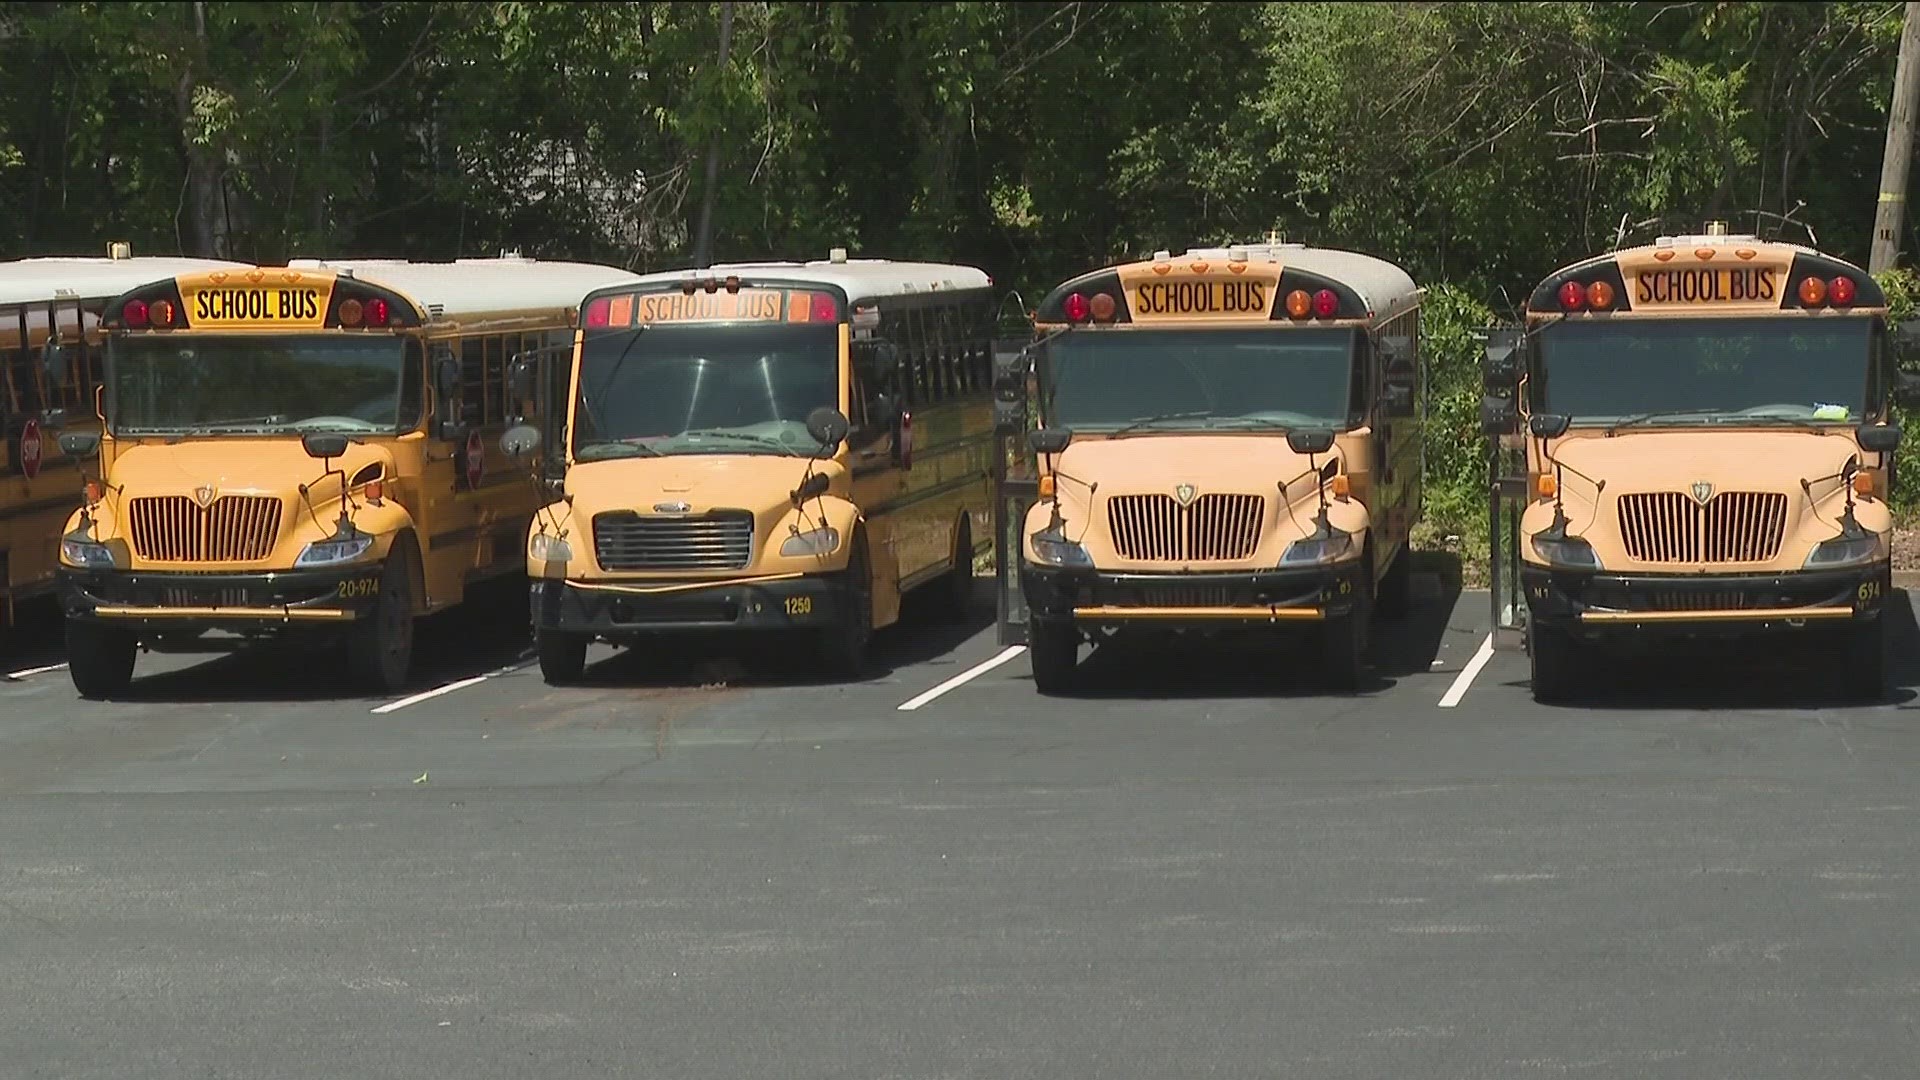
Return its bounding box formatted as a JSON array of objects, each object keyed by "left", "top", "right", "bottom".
[
  {"left": 508, "top": 250, "right": 997, "bottom": 682},
  {"left": 0, "top": 248, "right": 247, "bottom": 628},
  {"left": 1001, "top": 242, "right": 1426, "bottom": 691},
  {"left": 55, "top": 256, "right": 642, "bottom": 696},
  {"left": 1483, "top": 223, "right": 1914, "bottom": 702}
]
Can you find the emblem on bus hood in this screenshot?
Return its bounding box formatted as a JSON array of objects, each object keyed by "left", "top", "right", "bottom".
[
  {"left": 193, "top": 485, "right": 217, "bottom": 508},
  {"left": 653, "top": 501, "right": 692, "bottom": 514},
  {"left": 1690, "top": 481, "right": 1714, "bottom": 505},
  {"left": 1173, "top": 484, "right": 1198, "bottom": 506}
]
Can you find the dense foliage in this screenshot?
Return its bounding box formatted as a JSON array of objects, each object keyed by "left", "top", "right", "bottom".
[{"left": 3, "top": 1, "right": 1914, "bottom": 543}]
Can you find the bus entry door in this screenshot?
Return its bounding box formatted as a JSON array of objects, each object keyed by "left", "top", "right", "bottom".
[
  {"left": 1482, "top": 328, "right": 1527, "bottom": 651},
  {"left": 991, "top": 337, "right": 1037, "bottom": 646}
]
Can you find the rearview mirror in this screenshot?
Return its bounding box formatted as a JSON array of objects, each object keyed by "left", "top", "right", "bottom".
[
  {"left": 57, "top": 431, "right": 100, "bottom": 458},
  {"left": 500, "top": 424, "right": 541, "bottom": 459},
  {"left": 1896, "top": 370, "right": 1920, "bottom": 410},
  {"left": 805, "top": 406, "right": 850, "bottom": 450},
  {"left": 1896, "top": 320, "right": 1920, "bottom": 352},
  {"left": 1286, "top": 429, "right": 1336, "bottom": 456},
  {"left": 508, "top": 355, "right": 536, "bottom": 403},
  {"left": 1028, "top": 427, "right": 1073, "bottom": 455},
  {"left": 1529, "top": 413, "right": 1572, "bottom": 439},
  {"left": 40, "top": 340, "right": 67, "bottom": 386},
  {"left": 1480, "top": 395, "right": 1518, "bottom": 437},
  {"left": 301, "top": 433, "right": 350, "bottom": 460},
  {"left": 1858, "top": 423, "right": 1904, "bottom": 453},
  {"left": 855, "top": 340, "right": 899, "bottom": 384},
  {"left": 1482, "top": 328, "right": 1521, "bottom": 390}
]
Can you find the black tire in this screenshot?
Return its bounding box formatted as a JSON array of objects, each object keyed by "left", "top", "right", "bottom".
[
  {"left": 1839, "top": 618, "right": 1888, "bottom": 702},
  {"left": 1028, "top": 617, "right": 1080, "bottom": 692},
  {"left": 1528, "top": 621, "right": 1582, "bottom": 704},
  {"left": 816, "top": 531, "right": 873, "bottom": 678},
  {"left": 348, "top": 552, "right": 415, "bottom": 692},
  {"left": 933, "top": 515, "right": 976, "bottom": 623},
  {"left": 537, "top": 626, "right": 589, "bottom": 684},
  {"left": 66, "top": 619, "right": 135, "bottom": 699},
  {"left": 1374, "top": 544, "right": 1413, "bottom": 621},
  {"left": 1321, "top": 563, "right": 1372, "bottom": 690}
]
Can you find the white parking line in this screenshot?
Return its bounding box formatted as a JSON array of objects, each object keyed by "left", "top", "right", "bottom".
[
  {"left": 1437, "top": 633, "right": 1495, "bottom": 709},
  {"left": 6, "top": 662, "right": 68, "bottom": 682},
  {"left": 897, "top": 645, "right": 1027, "bottom": 711},
  {"left": 370, "top": 656, "right": 534, "bottom": 714}
]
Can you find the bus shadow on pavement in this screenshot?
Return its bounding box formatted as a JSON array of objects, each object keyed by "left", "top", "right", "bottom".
[
  {"left": 572, "top": 576, "right": 999, "bottom": 689},
  {"left": 1037, "top": 556, "right": 1464, "bottom": 699},
  {"left": 1507, "top": 589, "right": 1920, "bottom": 711}
]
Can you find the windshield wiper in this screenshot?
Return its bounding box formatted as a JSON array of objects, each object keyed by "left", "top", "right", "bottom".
[
  {"left": 162, "top": 418, "right": 288, "bottom": 442},
  {"left": 677, "top": 429, "right": 797, "bottom": 453},
  {"left": 1604, "top": 409, "right": 1722, "bottom": 434},
  {"left": 574, "top": 440, "right": 661, "bottom": 459},
  {"left": 1112, "top": 410, "right": 1223, "bottom": 436}
]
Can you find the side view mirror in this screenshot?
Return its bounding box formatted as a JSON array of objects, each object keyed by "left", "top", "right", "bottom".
[
  {"left": 57, "top": 431, "right": 101, "bottom": 458},
  {"left": 1287, "top": 429, "right": 1336, "bottom": 456},
  {"left": 1480, "top": 395, "right": 1518, "bottom": 437},
  {"left": 856, "top": 340, "right": 900, "bottom": 384},
  {"left": 301, "top": 432, "right": 350, "bottom": 460},
  {"left": 1529, "top": 412, "right": 1572, "bottom": 439},
  {"left": 500, "top": 423, "right": 541, "bottom": 459},
  {"left": 40, "top": 340, "right": 67, "bottom": 387},
  {"left": 1482, "top": 328, "right": 1521, "bottom": 390},
  {"left": 434, "top": 354, "right": 467, "bottom": 436},
  {"left": 1896, "top": 320, "right": 1920, "bottom": 352},
  {"left": 1859, "top": 423, "right": 1903, "bottom": 453},
  {"left": 508, "top": 355, "right": 536, "bottom": 403},
  {"left": 805, "top": 406, "right": 850, "bottom": 451},
  {"left": 1028, "top": 426, "right": 1073, "bottom": 455}
]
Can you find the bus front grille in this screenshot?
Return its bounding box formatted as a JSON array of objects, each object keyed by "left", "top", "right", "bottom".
[
  {"left": 1617, "top": 491, "right": 1787, "bottom": 564},
  {"left": 592, "top": 511, "right": 755, "bottom": 571},
  {"left": 1106, "top": 493, "right": 1265, "bottom": 562},
  {"left": 127, "top": 496, "right": 283, "bottom": 563}
]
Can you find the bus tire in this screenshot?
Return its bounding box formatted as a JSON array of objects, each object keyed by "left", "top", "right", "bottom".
[
  {"left": 816, "top": 531, "right": 873, "bottom": 678},
  {"left": 66, "top": 620, "right": 136, "bottom": 699},
  {"left": 935, "top": 515, "right": 975, "bottom": 623},
  {"left": 348, "top": 553, "right": 415, "bottom": 692},
  {"left": 1528, "top": 622, "right": 1581, "bottom": 704},
  {"left": 537, "top": 627, "right": 588, "bottom": 685},
  {"left": 1375, "top": 544, "right": 1412, "bottom": 620},
  {"left": 1027, "top": 617, "right": 1080, "bottom": 693},
  {"left": 1321, "top": 568, "right": 1371, "bottom": 690}
]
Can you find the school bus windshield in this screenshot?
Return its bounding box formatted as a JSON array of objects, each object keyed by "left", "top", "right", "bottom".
[
  {"left": 1047, "top": 328, "right": 1357, "bottom": 431},
  {"left": 110, "top": 334, "right": 418, "bottom": 435},
  {"left": 572, "top": 322, "right": 839, "bottom": 460},
  {"left": 1536, "top": 317, "right": 1871, "bottom": 425}
]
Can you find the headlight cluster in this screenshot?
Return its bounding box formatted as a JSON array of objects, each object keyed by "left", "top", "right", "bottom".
[
  {"left": 1029, "top": 526, "right": 1092, "bottom": 568},
  {"left": 529, "top": 532, "right": 573, "bottom": 563},
  {"left": 1280, "top": 525, "right": 1356, "bottom": 566},
  {"left": 1531, "top": 533, "right": 1601, "bottom": 570},
  {"left": 1805, "top": 532, "right": 1878, "bottom": 569},
  {"left": 780, "top": 526, "right": 840, "bottom": 558},
  {"left": 61, "top": 538, "right": 113, "bottom": 568},
  {"left": 295, "top": 532, "right": 375, "bottom": 568}
]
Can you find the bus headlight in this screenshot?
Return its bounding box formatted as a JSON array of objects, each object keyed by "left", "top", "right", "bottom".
[
  {"left": 61, "top": 538, "right": 114, "bottom": 568},
  {"left": 780, "top": 526, "right": 840, "bottom": 557},
  {"left": 1531, "top": 533, "right": 1601, "bottom": 570},
  {"left": 1805, "top": 532, "right": 1878, "bottom": 569},
  {"left": 1281, "top": 526, "right": 1355, "bottom": 566},
  {"left": 1029, "top": 526, "right": 1092, "bottom": 568},
  {"left": 529, "top": 533, "right": 573, "bottom": 563},
  {"left": 295, "top": 532, "right": 375, "bottom": 568}
]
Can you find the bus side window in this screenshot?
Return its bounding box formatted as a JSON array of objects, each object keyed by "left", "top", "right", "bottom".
[
  {"left": 849, "top": 340, "right": 898, "bottom": 452},
  {"left": 459, "top": 336, "right": 485, "bottom": 425}
]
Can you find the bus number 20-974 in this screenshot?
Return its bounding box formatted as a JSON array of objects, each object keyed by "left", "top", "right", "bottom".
[
  {"left": 784, "top": 596, "right": 814, "bottom": 617},
  {"left": 339, "top": 578, "right": 381, "bottom": 599}
]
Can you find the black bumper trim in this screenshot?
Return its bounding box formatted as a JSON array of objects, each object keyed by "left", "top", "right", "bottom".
[
  {"left": 59, "top": 565, "right": 385, "bottom": 625},
  {"left": 1021, "top": 563, "right": 1366, "bottom": 623},
  {"left": 533, "top": 575, "right": 843, "bottom": 637},
  {"left": 1522, "top": 563, "right": 1890, "bottom": 627}
]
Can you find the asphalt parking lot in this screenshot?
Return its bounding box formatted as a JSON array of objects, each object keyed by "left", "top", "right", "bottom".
[{"left": 7, "top": 572, "right": 1920, "bottom": 1078}]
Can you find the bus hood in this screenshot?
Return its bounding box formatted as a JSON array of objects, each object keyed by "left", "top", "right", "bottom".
[
  {"left": 105, "top": 437, "right": 395, "bottom": 502},
  {"left": 564, "top": 454, "right": 848, "bottom": 518},
  {"left": 1546, "top": 430, "right": 1863, "bottom": 497},
  {"left": 1049, "top": 435, "right": 1332, "bottom": 507}
]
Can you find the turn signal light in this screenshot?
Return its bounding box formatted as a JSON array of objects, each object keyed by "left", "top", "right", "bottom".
[
  {"left": 1038, "top": 474, "right": 1056, "bottom": 498},
  {"left": 1586, "top": 280, "right": 1616, "bottom": 311},
  {"left": 1089, "top": 292, "right": 1117, "bottom": 322},
  {"left": 1286, "top": 289, "right": 1312, "bottom": 319},
  {"left": 338, "top": 298, "right": 364, "bottom": 327},
  {"left": 1854, "top": 470, "right": 1876, "bottom": 497},
  {"left": 1330, "top": 474, "right": 1351, "bottom": 498},
  {"left": 85, "top": 480, "right": 104, "bottom": 503},
  {"left": 364, "top": 480, "right": 385, "bottom": 503},
  {"left": 1535, "top": 473, "right": 1557, "bottom": 499},
  {"left": 1798, "top": 276, "right": 1827, "bottom": 306}
]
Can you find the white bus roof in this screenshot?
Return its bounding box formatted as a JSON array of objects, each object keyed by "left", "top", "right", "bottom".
[
  {"left": 284, "top": 256, "right": 646, "bottom": 320},
  {"left": 0, "top": 256, "right": 250, "bottom": 310},
  {"left": 624, "top": 255, "right": 993, "bottom": 302}
]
